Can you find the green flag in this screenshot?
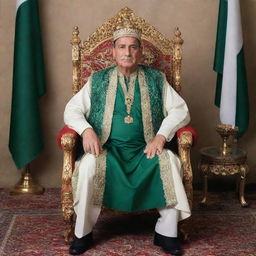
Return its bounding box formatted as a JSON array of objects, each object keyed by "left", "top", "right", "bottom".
[
  {"left": 9, "top": 0, "right": 46, "bottom": 169},
  {"left": 213, "top": 0, "right": 249, "bottom": 137}
]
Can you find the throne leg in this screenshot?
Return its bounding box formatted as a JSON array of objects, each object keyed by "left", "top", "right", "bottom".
[
  {"left": 63, "top": 215, "right": 75, "bottom": 244},
  {"left": 62, "top": 191, "right": 75, "bottom": 244}
]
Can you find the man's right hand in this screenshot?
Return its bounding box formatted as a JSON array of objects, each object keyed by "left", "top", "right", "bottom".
[{"left": 82, "top": 128, "right": 102, "bottom": 156}]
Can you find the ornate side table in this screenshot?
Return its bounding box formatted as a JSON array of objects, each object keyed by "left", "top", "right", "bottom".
[{"left": 199, "top": 146, "right": 249, "bottom": 207}]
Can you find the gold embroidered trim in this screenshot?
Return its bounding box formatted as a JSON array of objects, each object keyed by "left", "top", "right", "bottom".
[
  {"left": 92, "top": 68, "right": 118, "bottom": 205},
  {"left": 113, "top": 27, "right": 141, "bottom": 41},
  {"left": 101, "top": 68, "right": 118, "bottom": 144},
  {"left": 158, "top": 150, "right": 178, "bottom": 206},
  {"left": 92, "top": 150, "right": 107, "bottom": 205},
  {"left": 138, "top": 68, "right": 155, "bottom": 143},
  {"left": 162, "top": 74, "right": 168, "bottom": 117},
  {"left": 139, "top": 68, "right": 177, "bottom": 206}
]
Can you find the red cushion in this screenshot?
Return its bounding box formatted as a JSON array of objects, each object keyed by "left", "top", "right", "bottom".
[
  {"left": 177, "top": 125, "right": 197, "bottom": 146},
  {"left": 57, "top": 125, "right": 78, "bottom": 149}
]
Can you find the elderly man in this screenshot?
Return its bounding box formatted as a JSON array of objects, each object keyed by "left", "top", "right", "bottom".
[{"left": 64, "top": 25, "right": 191, "bottom": 255}]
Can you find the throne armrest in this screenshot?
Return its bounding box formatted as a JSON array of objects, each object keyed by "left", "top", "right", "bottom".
[
  {"left": 176, "top": 126, "right": 197, "bottom": 209},
  {"left": 177, "top": 125, "right": 197, "bottom": 147},
  {"left": 58, "top": 126, "right": 78, "bottom": 196},
  {"left": 58, "top": 126, "right": 79, "bottom": 243},
  {"left": 58, "top": 125, "right": 78, "bottom": 149}
]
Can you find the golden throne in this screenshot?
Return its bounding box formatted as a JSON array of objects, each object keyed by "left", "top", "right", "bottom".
[{"left": 58, "top": 7, "right": 195, "bottom": 244}]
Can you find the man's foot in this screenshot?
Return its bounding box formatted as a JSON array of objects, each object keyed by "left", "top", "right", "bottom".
[
  {"left": 154, "top": 232, "right": 182, "bottom": 255},
  {"left": 69, "top": 232, "right": 93, "bottom": 255}
]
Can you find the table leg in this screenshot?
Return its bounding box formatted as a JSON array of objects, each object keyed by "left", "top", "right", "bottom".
[
  {"left": 201, "top": 174, "right": 208, "bottom": 204},
  {"left": 239, "top": 164, "right": 249, "bottom": 207}
]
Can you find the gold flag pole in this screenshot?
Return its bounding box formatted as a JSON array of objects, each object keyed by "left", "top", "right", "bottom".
[{"left": 10, "top": 164, "right": 45, "bottom": 195}]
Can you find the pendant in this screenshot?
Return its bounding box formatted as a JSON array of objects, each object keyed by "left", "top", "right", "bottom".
[{"left": 124, "top": 115, "right": 133, "bottom": 124}]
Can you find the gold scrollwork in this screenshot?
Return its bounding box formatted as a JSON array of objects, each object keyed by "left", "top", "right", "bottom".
[
  {"left": 71, "top": 27, "right": 82, "bottom": 95},
  {"left": 177, "top": 131, "right": 193, "bottom": 240},
  {"left": 61, "top": 133, "right": 77, "bottom": 243},
  {"left": 206, "top": 164, "right": 240, "bottom": 176},
  {"left": 81, "top": 7, "right": 173, "bottom": 56},
  {"left": 172, "top": 28, "right": 183, "bottom": 94},
  {"left": 178, "top": 131, "right": 193, "bottom": 209}
]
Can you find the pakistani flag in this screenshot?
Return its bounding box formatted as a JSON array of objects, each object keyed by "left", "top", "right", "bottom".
[
  {"left": 214, "top": 0, "right": 249, "bottom": 137},
  {"left": 9, "top": 0, "right": 46, "bottom": 169}
]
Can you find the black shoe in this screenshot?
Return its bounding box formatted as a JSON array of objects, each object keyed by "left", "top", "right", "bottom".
[
  {"left": 154, "top": 232, "right": 182, "bottom": 255},
  {"left": 69, "top": 232, "right": 93, "bottom": 255}
]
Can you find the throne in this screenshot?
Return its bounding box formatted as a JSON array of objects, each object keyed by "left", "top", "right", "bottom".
[{"left": 58, "top": 7, "right": 195, "bottom": 244}]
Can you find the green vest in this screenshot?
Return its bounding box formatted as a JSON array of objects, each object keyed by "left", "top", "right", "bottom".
[
  {"left": 87, "top": 65, "right": 165, "bottom": 142},
  {"left": 83, "top": 65, "right": 177, "bottom": 209}
]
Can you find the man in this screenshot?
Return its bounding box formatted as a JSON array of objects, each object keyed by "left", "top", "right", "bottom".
[{"left": 64, "top": 25, "right": 191, "bottom": 255}]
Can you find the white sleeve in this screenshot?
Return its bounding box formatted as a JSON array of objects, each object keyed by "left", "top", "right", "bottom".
[
  {"left": 64, "top": 78, "right": 92, "bottom": 136},
  {"left": 156, "top": 79, "right": 190, "bottom": 142}
]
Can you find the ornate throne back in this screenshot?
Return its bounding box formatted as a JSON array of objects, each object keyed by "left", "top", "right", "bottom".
[
  {"left": 71, "top": 7, "right": 183, "bottom": 95},
  {"left": 61, "top": 7, "right": 193, "bottom": 244}
]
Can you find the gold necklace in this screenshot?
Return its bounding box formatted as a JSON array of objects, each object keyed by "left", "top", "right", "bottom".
[{"left": 118, "top": 71, "right": 138, "bottom": 123}]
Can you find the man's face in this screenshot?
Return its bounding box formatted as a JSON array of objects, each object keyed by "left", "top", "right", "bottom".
[{"left": 112, "top": 37, "right": 142, "bottom": 71}]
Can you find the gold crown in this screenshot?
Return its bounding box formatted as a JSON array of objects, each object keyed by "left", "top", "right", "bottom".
[{"left": 113, "top": 8, "right": 142, "bottom": 41}]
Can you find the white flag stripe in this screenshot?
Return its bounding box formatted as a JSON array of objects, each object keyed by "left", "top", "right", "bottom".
[
  {"left": 220, "top": 0, "right": 243, "bottom": 126},
  {"left": 16, "top": 0, "right": 27, "bottom": 10}
]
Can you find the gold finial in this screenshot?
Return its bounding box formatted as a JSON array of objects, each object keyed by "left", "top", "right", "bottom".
[
  {"left": 71, "top": 26, "right": 81, "bottom": 45},
  {"left": 171, "top": 27, "right": 183, "bottom": 94},
  {"left": 172, "top": 27, "right": 184, "bottom": 45}
]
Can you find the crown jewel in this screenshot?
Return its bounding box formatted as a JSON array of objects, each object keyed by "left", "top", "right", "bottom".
[{"left": 113, "top": 8, "right": 141, "bottom": 41}]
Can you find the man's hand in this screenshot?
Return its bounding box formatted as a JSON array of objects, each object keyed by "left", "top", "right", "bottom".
[
  {"left": 82, "top": 128, "right": 102, "bottom": 156},
  {"left": 144, "top": 134, "right": 166, "bottom": 159}
]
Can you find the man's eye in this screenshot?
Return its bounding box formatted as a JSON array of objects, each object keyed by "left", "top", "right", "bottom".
[{"left": 119, "top": 45, "right": 125, "bottom": 49}]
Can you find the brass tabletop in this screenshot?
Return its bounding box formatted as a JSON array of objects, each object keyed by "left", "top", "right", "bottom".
[
  {"left": 199, "top": 146, "right": 249, "bottom": 207},
  {"left": 200, "top": 146, "right": 246, "bottom": 165}
]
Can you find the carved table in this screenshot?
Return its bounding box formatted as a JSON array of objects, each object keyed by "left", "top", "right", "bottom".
[{"left": 199, "top": 146, "right": 249, "bottom": 207}]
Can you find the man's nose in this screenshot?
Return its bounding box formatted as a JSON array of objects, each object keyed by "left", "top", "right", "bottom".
[{"left": 125, "top": 47, "right": 131, "bottom": 56}]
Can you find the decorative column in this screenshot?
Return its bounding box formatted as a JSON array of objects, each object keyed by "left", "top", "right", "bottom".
[
  {"left": 71, "top": 26, "right": 81, "bottom": 95},
  {"left": 172, "top": 28, "right": 183, "bottom": 94}
]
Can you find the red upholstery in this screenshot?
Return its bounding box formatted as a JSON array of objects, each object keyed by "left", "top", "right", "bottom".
[
  {"left": 57, "top": 125, "right": 77, "bottom": 149},
  {"left": 177, "top": 126, "right": 197, "bottom": 146}
]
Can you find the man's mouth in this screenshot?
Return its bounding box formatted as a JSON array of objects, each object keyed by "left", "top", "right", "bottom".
[{"left": 121, "top": 56, "right": 133, "bottom": 61}]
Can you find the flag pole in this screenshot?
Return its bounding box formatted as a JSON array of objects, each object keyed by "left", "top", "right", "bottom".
[{"left": 10, "top": 164, "right": 44, "bottom": 195}]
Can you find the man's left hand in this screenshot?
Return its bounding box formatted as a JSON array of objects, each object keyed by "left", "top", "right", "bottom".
[{"left": 144, "top": 134, "right": 166, "bottom": 159}]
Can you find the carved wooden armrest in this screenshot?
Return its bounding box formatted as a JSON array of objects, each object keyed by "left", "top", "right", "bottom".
[
  {"left": 177, "top": 129, "right": 193, "bottom": 240},
  {"left": 60, "top": 131, "right": 78, "bottom": 243},
  {"left": 177, "top": 130, "right": 193, "bottom": 209},
  {"left": 61, "top": 132, "right": 77, "bottom": 209}
]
